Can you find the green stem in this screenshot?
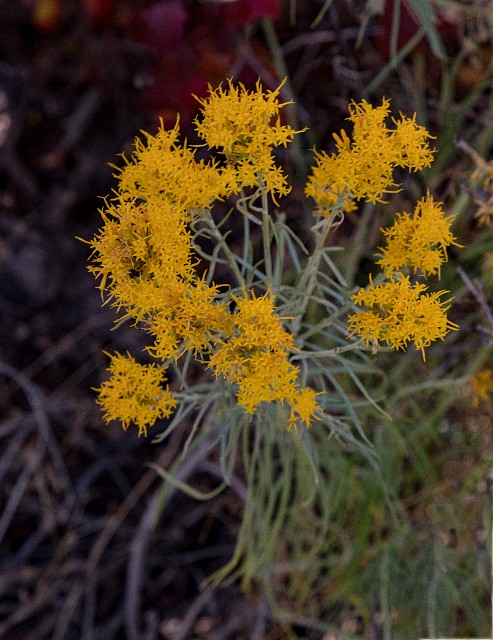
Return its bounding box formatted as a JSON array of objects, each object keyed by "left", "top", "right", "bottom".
[
  {"left": 241, "top": 205, "right": 251, "bottom": 282},
  {"left": 290, "top": 207, "right": 340, "bottom": 336},
  {"left": 200, "top": 210, "right": 246, "bottom": 290},
  {"left": 296, "top": 301, "right": 354, "bottom": 343},
  {"left": 259, "top": 179, "right": 273, "bottom": 288},
  {"left": 260, "top": 18, "right": 307, "bottom": 178},
  {"left": 291, "top": 339, "right": 368, "bottom": 360}
]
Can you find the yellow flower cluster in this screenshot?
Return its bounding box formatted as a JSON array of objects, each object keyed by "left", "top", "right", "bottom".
[
  {"left": 96, "top": 353, "right": 176, "bottom": 436},
  {"left": 194, "top": 79, "right": 300, "bottom": 199},
  {"left": 88, "top": 122, "right": 226, "bottom": 323},
  {"left": 377, "top": 192, "right": 459, "bottom": 277},
  {"left": 462, "top": 144, "right": 493, "bottom": 226},
  {"left": 304, "top": 100, "right": 462, "bottom": 358},
  {"left": 89, "top": 79, "right": 315, "bottom": 434},
  {"left": 209, "top": 293, "right": 320, "bottom": 428},
  {"left": 347, "top": 276, "right": 457, "bottom": 359},
  {"left": 117, "top": 120, "right": 229, "bottom": 210},
  {"left": 469, "top": 368, "right": 493, "bottom": 407},
  {"left": 90, "top": 85, "right": 461, "bottom": 432},
  {"left": 305, "top": 99, "right": 435, "bottom": 214}
]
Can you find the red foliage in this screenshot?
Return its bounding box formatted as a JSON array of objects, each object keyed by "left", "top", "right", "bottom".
[
  {"left": 221, "top": 0, "right": 280, "bottom": 28},
  {"left": 135, "top": 0, "right": 280, "bottom": 127},
  {"left": 136, "top": 0, "right": 189, "bottom": 55},
  {"left": 82, "top": 0, "right": 115, "bottom": 28}
]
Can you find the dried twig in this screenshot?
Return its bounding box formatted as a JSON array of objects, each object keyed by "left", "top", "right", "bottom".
[
  {"left": 124, "top": 440, "right": 215, "bottom": 639},
  {"left": 0, "top": 360, "right": 75, "bottom": 508},
  {"left": 457, "top": 265, "right": 493, "bottom": 333}
]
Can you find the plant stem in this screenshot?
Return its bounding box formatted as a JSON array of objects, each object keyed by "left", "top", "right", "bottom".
[
  {"left": 291, "top": 339, "right": 368, "bottom": 360},
  {"left": 200, "top": 210, "right": 246, "bottom": 290},
  {"left": 260, "top": 18, "right": 307, "bottom": 178},
  {"left": 260, "top": 179, "right": 274, "bottom": 288},
  {"left": 290, "top": 207, "right": 341, "bottom": 336}
]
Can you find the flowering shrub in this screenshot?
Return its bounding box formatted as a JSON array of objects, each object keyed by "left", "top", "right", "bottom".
[
  {"left": 88, "top": 79, "right": 460, "bottom": 434},
  {"left": 376, "top": 192, "right": 459, "bottom": 277},
  {"left": 86, "top": 78, "right": 461, "bottom": 598},
  {"left": 89, "top": 80, "right": 320, "bottom": 432}
]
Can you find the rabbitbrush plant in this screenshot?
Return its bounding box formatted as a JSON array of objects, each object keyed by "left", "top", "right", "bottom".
[{"left": 86, "top": 79, "right": 461, "bottom": 626}]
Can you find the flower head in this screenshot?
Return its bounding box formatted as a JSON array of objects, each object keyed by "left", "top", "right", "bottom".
[
  {"left": 96, "top": 353, "right": 176, "bottom": 436},
  {"left": 348, "top": 275, "right": 457, "bottom": 359},
  {"left": 377, "top": 192, "right": 459, "bottom": 276},
  {"left": 195, "top": 78, "right": 293, "bottom": 157},
  {"left": 194, "top": 79, "right": 301, "bottom": 198},
  {"left": 390, "top": 112, "right": 436, "bottom": 171},
  {"left": 88, "top": 196, "right": 196, "bottom": 317},
  {"left": 469, "top": 369, "right": 493, "bottom": 407},
  {"left": 208, "top": 291, "right": 295, "bottom": 380},
  {"left": 116, "top": 119, "right": 229, "bottom": 210},
  {"left": 305, "top": 99, "right": 435, "bottom": 215},
  {"left": 209, "top": 292, "right": 319, "bottom": 427},
  {"left": 146, "top": 279, "right": 233, "bottom": 360}
]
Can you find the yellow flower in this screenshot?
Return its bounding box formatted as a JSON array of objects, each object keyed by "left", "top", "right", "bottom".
[
  {"left": 146, "top": 279, "right": 233, "bottom": 360},
  {"left": 96, "top": 353, "right": 176, "bottom": 436},
  {"left": 208, "top": 292, "right": 294, "bottom": 380},
  {"left": 347, "top": 275, "right": 458, "bottom": 359},
  {"left": 305, "top": 99, "right": 435, "bottom": 215},
  {"left": 88, "top": 196, "right": 196, "bottom": 317},
  {"left": 377, "top": 192, "right": 459, "bottom": 276},
  {"left": 116, "top": 119, "right": 230, "bottom": 210},
  {"left": 194, "top": 78, "right": 301, "bottom": 198},
  {"left": 209, "top": 292, "right": 319, "bottom": 427},
  {"left": 469, "top": 369, "right": 493, "bottom": 407},
  {"left": 236, "top": 350, "right": 320, "bottom": 428},
  {"left": 474, "top": 193, "right": 493, "bottom": 226},
  {"left": 236, "top": 350, "right": 297, "bottom": 411},
  {"left": 231, "top": 291, "right": 295, "bottom": 351},
  {"left": 389, "top": 112, "right": 436, "bottom": 171},
  {"left": 287, "top": 386, "right": 320, "bottom": 429},
  {"left": 90, "top": 154, "right": 232, "bottom": 363},
  {"left": 195, "top": 78, "right": 293, "bottom": 156}
]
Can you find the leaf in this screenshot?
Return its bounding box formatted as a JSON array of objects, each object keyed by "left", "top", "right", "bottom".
[
  {"left": 405, "top": 0, "right": 445, "bottom": 59},
  {"left": 136, "top": 0, "right": 188, "bottom": 55},
  {"left": 148, "top": 463, "right": 228, "bottom": 501}
]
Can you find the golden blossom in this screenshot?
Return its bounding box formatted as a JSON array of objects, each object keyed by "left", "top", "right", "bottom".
[
  {"left": 305, "top": 99, "right": 435, "bottom": 215},
  {"left": 194, "top": 78, "right": 302, "bottom": 198},
  {"left": 96, "top": 353, "right": 176, "bottom": 436},
  {"left": 347, "top": 275, "right": 458, "bottom": 359},
  {"left": 469, "top": 369, "right": 493, "bottom": 407},
  {"left": 377, "top": 192, "right": 459, "bottom": 277},
  {"left": 209, "top": 292, "right": 320, "bottom": 427}
]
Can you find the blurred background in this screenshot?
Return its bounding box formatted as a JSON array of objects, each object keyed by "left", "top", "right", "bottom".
[{"left": 1, "top": 1, "right": 493, "bottom": 638}]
